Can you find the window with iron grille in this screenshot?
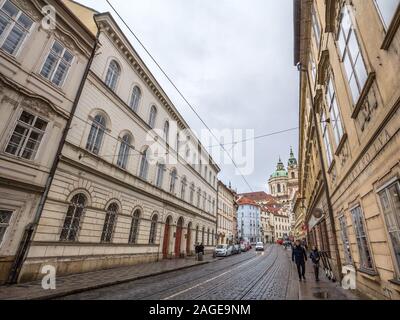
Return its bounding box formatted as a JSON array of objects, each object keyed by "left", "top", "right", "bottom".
[
  {"left": 0, "top": 0, "right": 33, "bottom": 56},
  {"left": 129, "top": 210, "right": 140, "bottom": 244},
  {"left": 378, "top": 181, "right": 400, "bottom": 280},
  {"left": 148, "top": 214, "right": 158, "bottom": 244},
  {"left": 0, "top": 210, "right": 12, "bottom": 245},
  {"left": 351, "top": 206, "right": 374, "bottom": 271},
  {"left": 5, "top": 110, "right": 48, "bottom": 160},
  {"left": 339, "top": 215, "right": 353, "bottom": 265},
  {"left": 374, "top": 0, "right": 400, "bottom": 30},
  {"left": 40, "top": 41, "right": 74, "bottom": 87},
  {"left": 101, "top": 203, "right": 118, "bottom": 243},
  {"left": 86, "top": 115, "right": 106, "bottom": 155},
  {"left": 337, "top": 5, "right": 368, "bottom": 104},
  {"left": 60, "top": 193, "right": 86, "bottom": 241}
]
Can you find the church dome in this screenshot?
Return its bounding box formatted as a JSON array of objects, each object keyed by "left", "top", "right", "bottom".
[{"left": 270, "top": 157, "right": 288, "bottom": 179}]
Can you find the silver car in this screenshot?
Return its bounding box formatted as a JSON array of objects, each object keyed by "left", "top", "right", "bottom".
[{"left": 215, "top": 244, "right": 232, "bottom": 257}]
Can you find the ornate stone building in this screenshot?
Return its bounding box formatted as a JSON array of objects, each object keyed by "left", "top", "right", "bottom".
[
  {"left": 7, "top": 0, "right": 219, "bottom": 283},
  {"left": 294, "top": 0, "right": 400, "bottom": 299},
  {"left": 0, "top": 0, "right": 96, "bottom": 284}
]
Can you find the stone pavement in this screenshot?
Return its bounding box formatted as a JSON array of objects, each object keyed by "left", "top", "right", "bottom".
[
  {"left": 285, "top": 249, "right": 369, "bottom": 300},
  {"left": 0, "top": 254, "right": 217, "bottom": 300}
]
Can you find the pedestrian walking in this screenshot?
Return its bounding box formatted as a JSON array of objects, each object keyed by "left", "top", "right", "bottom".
[
  {"left": 310, "top": 246, "right": 321, "bottom": 282},
  {"left": 292, "top": 240, "right": 307, "bottom": 281},
  {"left": 195, "top": 243, "right": 200, "bottom": 260}
]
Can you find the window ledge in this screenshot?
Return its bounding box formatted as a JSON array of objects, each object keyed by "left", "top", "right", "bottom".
[
  {"left": 357, "top": 268, "right": 380, "bottom": 281},
  {"left": 389, "top": 278, "right": 400, "bottom": 286},
  {"left": 381, "top": 6, "right": 400, "bottom": 50},
  {"left": 327, "top": 159, "right": 336, "bottom": 174},
  {"left": 351, "top": 72, "right": 376, "bottom": 119},
  {"left": 334, "top": 133, "right": 348, "bottom": 156}
]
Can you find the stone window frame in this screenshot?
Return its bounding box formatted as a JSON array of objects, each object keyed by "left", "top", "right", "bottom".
[
  {"left": 373, "top": 0, "right": 400, "bottom": 49},
  {"left": 0, "top": 209, "right": 13, "bottom": 247},
  {"left": 338, "top": 213, "right": 354, "bottom": 265}
]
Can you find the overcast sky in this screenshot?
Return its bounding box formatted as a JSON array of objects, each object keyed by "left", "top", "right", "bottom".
[{"left": 77, "top": 0, "right": 299, "bottom": 194}]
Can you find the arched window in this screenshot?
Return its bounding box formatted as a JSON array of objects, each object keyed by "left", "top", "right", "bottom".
[
  {"left": 60, "top": 193, "right": 86, "bottom": 241},
  {"left": 195, "top": 225, "right": 199, "bottom": 243},
  {"left": 148, "top": 105, "right": 157, "bottom": 128},
  {"left": 176, "top": 133, "right": 180, "bottom": 152},
  {"left": 170, "top": 169, "right": 177, "bottom": 193},
  {"left": 130, "top": 86, "right": 141, "bottom": 112},
  {"left": 291, "top": 172, "right": 295, "bottom": 179},
  {"left": 197, "top": 188, "right": 201, "bottom": 207},
  {"left": 86, "top": 114, "right": 106, "bottom": 155},
  {"left": 139, "top": 148, "right": 149, "bottom": 180},
  {"left": 155, "top": 163, "right": 165, "bottom": 188},
  {"left": 209, "top": 171, "right": 212, "bottom": 183},
  {"left": 201, "top": 226, "right": 205, "bottom": 244},
  {"left": 212, "top": 230, "right": 215, "bottom": 246},
  {"left": 117, "top": 134, "right": 131, "bottom": 169},
  {"left": 185, "top": 147, "right": 190, "bottom": 160},
  {"left": 105, "top": 60, "right": 120, "bottom": 91},
  {"left": 189, "top": 183, "right": 195, "bottom": 204},
  {"left": 181, "top": 177, "right": 187, "bottom": 200},
  {"left": 149, "top": 214, "right": 158, "bottom": 244},
  {"left": 207, "top": 228, "right": 210, "bottom": 245},
  {"left": 101, "top": 203, "right": 118, "bottom": 242},
  {"left": 203, "top": 191, "right": 207, "bottom": 210},
  {"left": 277, "top": 184, "right": 281, "bottom": 193},
  {"left": 129, "top": 210, "right": 140, "bottom": 244},
  {"left": 163, "top": 121, "right": 169, "bottom": 143}
]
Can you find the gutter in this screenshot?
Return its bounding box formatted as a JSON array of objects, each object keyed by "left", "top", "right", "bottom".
[{"left": 7, "top": 22, "right": 101, "bottom": 285}]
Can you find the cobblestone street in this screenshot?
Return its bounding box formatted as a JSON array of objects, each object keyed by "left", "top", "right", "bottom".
[{"left": 58, "top": 245, "right": 363, "bottom": 300}]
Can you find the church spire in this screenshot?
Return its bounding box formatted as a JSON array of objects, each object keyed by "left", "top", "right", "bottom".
[{"left": 288, "top": 147, "right": 297, "bottom": 167}]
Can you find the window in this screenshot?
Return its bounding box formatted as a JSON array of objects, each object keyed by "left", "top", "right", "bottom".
[
  {"left": 203, "top": 192, "right": 207, "bottom": 210},
  {"left": 60, "top": 193, "right": 86, "bottom": 241},
  {"left": 105, "top": 60, "right": 120, "bottom": 91},
  {"left": 197, "top": 189, "right": 201, "bottom": 207},
  {"left": 139, "top": 148, "right": 149, "bottom": 180},
  {"left": 169, "top": 169, "right": 177, "bottom": 193},
  {"left": 337, "top": 5, "right": 368, "bottom": 104},
  {"left": 40, "top": 41, "right": 74, "bottom": 87},
  {"left": 117, "top": 134, "right": 131, "bottom": 169},
  {"left": 149, "top": 214, "right": 158, "bottom": 244},
  {"left": 195, "top": 225, "right": 199, "bottom": 243},
  {"left": 155, "top": 163, "right": 165, "bottom": 188},
  {"left": 339, "top": 215, "right": 353, "bottom": 265},
  {"left": 320, "top": 111, "right": 333, "bottom": 167},
  {"left": 6, "top": 111, "right": 47, "bottom": 160},
  {"left": 207, "top": 228, "right": 210, "bottom": 245},
  {"left": 101, "top": 203, "right": 118, "bottom": 243},
  {"left": 378, "top": 181, "right": 400, "bottom": 279},
  {"left": 202, "top": 226, "right": 205, "bottom": 244},
  {"left": 189, "top": 184, "right": 195, "bottom": 204},
  {"left": 351, "top": 206, "right": 374, "bottom": 271},
  {"left": 326, "top": 75, "right": 344, "bottom": 146},
  {"left": 0, "top": 0, "right": 33, "bottom": 55},
  {"left": 163, "top": 121, "right": 169, "bottom": 143},
  {"left": 86, "top": 114, "right": 106, "bottom": 155},
  {"left": 129, "top": 86, "right": 141, "bottom": 112},
  {"left": 311, "top": 3, "right": 321, "bottom": 48},
  {"left": 129, "top": 210, "right": 140, "bottom": 244},
  {"left": 0, "top": 210, "right": 12, "bottom": 245},
  {"left": 310, "top": 52, "right": 317, "bottom": 84},
  {"left": 148, "top": 105, "right": 157, "bottom": 128},
  {"left": 180, "top": 178, "right": 187, "bottom": 200},
  {"left": 374, "top": 0, "right": 400, "bottom": 30},
  {"left": 277, "top": 184, "right": 281, "bottom": 193}
]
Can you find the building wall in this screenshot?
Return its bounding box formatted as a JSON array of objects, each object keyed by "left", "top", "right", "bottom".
[
  {"left": 237, "top": 204, "right": 261, "bottom": 243},
  {"left": 18, "top": 11, "right": 219, "bottom": 282},
  {"left": 0, "top": 0, "right": 94, "bottom": 284},
  {"left": 296, "top": 0, "right": 400, "bottom": 299},
  {"left": 217, "top": 182, "right": 235, "bottom": 245}
]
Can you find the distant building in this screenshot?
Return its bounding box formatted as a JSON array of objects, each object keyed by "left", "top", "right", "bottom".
[
  {"left": 217, "top": 181, "right": 237, "bottom": 245},
  {"left": 237, "top": 197, "right": 261, "bottom": 243}
]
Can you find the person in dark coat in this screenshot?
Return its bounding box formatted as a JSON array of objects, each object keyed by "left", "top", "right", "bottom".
[
  {"left": 292, "top": 240, "right": 308, "bottom": 281},
  {"left": 199, "top": 243, "right": 205, "bottom": 255},
  {"left": 310, "top": 246, "right": 321, "bottom": 282}
]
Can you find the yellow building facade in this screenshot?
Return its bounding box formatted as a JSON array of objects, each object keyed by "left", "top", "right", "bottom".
[{"left": 294, "top": 0, "right": 400, "bottom": 299}]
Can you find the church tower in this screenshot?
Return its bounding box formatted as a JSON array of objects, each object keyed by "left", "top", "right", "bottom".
[
  {"left": 268, "top": 157, "right": 288, "bottom": 198},
  {"left": 287, "top": 147, "right": 299, "bottom": 199}
]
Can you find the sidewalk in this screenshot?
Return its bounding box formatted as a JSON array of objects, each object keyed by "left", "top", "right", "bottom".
[
  {"left": 285, "top": 249, "right": 368, "bottom": 300},
  {"left": 0, "top": 254, "right": 217, "bottom": 300}
]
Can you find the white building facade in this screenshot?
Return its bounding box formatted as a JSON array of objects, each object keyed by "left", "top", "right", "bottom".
[
  {"left": 16, "top": 2, "right": 220, "bottom": 282},
  {"left": 237, "top": 198, "right": 261, "bottom": 243}
]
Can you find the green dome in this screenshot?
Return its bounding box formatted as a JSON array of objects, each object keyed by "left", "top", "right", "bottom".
[{"left": 270, "top": 157, "right": 288, "bottom": 178}]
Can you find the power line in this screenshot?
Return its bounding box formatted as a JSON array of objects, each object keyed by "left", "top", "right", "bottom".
[{"left": 105, "top": 0, "right": 255, "bottom": 192}]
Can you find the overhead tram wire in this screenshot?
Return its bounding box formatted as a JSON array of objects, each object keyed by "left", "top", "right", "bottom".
[{"left": 105, "top": 0, "right": 255, "bottom": 192}]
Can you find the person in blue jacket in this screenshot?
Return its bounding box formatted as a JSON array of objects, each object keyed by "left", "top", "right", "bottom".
[{"left": 292, "top": 240, "right": 308, "bottom": 281}]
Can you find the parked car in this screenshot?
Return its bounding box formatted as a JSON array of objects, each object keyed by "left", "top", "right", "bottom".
[
  {"left": 255, "top": 242, "right": 265, "bottom": 251},
  {"left": 232, "top": 244, "right": 241, "bottom": 254},
  {"left": 240, "top": 243, "right": 248, "bottom": 252},
  {"left": 215, "top": 244, "right": 232, "bottom": 257}
]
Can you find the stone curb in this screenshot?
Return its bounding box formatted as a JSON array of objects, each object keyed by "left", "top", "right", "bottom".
[{"left": 3, "top": 260, "right": 212, "bottom": 301}]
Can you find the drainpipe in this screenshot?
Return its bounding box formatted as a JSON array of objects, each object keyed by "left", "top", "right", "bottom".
[
  {"left": 297, "top": 64, "right": 342, "bottom": 281},
  {"left": 7, "top": 26, "right": 101, "bottom": 285}
]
